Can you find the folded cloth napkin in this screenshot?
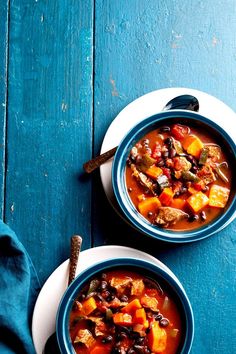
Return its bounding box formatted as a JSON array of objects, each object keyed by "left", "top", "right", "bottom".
[{"left": 0, "top": 220, "right": 40, "bottom": 354}]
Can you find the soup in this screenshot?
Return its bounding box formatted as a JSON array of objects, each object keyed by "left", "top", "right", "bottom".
[
  {"left": 125, "top": 123, "right": 232, "bottom": 230},
  {"left": 69, "top": 270, "right": 183, "bottom": 354}
]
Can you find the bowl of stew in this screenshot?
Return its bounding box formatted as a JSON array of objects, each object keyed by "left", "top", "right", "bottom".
[
  {"left": 56, "top": 258, "right": 194, "bottom": 354},
  {"left": 112, "top": 110, "right": 236, "bottom": 242}
]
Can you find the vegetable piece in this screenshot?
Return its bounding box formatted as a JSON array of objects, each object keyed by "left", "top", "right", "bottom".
[
  {"left": 171, "top": 198, "right": 186, "bottom": 209},
  {"left": 170, "top": 329, "right": 179, "bottom": 338},
  {"left": 199, "top": 147, "right": 209, "bottom": 165},
  {"left": 141, "top": 295, "right": 159, "bottom": 312},
  {"left": 173, "top": 139, "right": 184, "bottom": 154},
  {"left": 187, "top": 191, "right": 209, "bottom": 212},
  {"left": 90, "top": 346, "right": 111, "bottom": 354},
  {"left": 162, "top": 296, "right": 170, "bottom": 311},
  {"left": 121, "top": 299, "right": 142, "bottom": 313},
  {"left": 138, "top": 197, "right": 161, "bottom": 217},
  {"left": 188, "top": 186, "right": 198, "bottom": 195},
  {"left": 106, "top": 308, "right": 113, "bottom": 321},
  {"left": 137, "top": 153, "right": 157, "bottom": 172},
  {"left": 156, "top": 174, "right": 169, "bottom": 190},
  {"left": 87, "top": 279, "right": 100, "bottom": 295},
  {"left": 171, "top": 124, "right": 190, "bottom": 140},
  {"left": 155, "top": 207, "right": 189, "bottom": 227},
  {"left": 182, "top": 134, "right": 204, "bottom": 158},
  {"left": 145, "top": 165, "right": 163, "bottom": 179},
  {"left": 147, "top": 321, "right": 167, "bottom": 353},
  {"left": 213, "top": 165, "right": 229, "bottom": 183},
  {"left": 131, "top": 279, "right": 145, "bottom": 296},
  {"left": 159, "top": 188, "right": 174, "bottom": 206},
  {"left": 182, "top": 170, "right": 200, "bottom": 183},
  {"left": 208, "top": 185, "right": 230, "bottom": 208},
  {"left": 113, "top": 312, "right": 133, "bottom": 326},
  {"left": 82, "top": 297, "right": 97, "bottom": 316},
  {"left": 133, "top": 308, "right": 147, "bottom": 325}
]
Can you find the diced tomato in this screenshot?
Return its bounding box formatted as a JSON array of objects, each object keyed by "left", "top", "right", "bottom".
[
  {"left": 151, "top": 142, "right": 162, "bottom": 159},
  {"left": 171, "top": 124, "right": 190, "bottom": 140},
  {"left": 162, "top": 168, "right": 171, "bottom": 179}
]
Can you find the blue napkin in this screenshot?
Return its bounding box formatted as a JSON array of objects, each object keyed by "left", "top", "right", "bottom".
[{"left": 0, "top": 220, "right": 40, "bottom": 354}]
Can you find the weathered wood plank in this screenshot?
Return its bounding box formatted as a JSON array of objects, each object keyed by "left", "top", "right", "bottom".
[
  {"left": 93, "top": 1, "right": 236, "bottom": 353},
  {"left": 0, "top": 1, "right": 9, "bottom": 218},
  {"left": 6, "top": 0, "right": 94, "bottom": 284}
]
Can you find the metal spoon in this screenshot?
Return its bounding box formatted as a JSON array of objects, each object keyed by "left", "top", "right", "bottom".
[
  {"left": 83, "top": 94, "right": 199, "bottom": 173},
  {"left": 43, "top": 235, "right": 82, "bottom": 354}
]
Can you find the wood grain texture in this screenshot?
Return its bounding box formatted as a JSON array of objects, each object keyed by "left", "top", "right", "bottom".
[
  {"left": 5, "top": 0, "right": 94, "bottom": 283},
  {"left": 92, "top": 1, "right": 236, "bottom": 353},
  {"left": 0, "top": 0, "right": 9, "bottom": 218}
]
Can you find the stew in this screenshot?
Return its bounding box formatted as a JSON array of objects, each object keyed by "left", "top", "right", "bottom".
[
  {"left": 69, "top": 270, "right": 183, "bottom": 354},
  {"left": 125, "top": 123, "right": 232, "bottom": 230}
]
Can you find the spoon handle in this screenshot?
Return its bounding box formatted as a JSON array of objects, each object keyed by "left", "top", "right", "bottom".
[
  {"left": 68, "top": 235, "right": 82, "bottom": 286},
  {"left": 83, "top": 146, "right": 118, "bottom": 173}
]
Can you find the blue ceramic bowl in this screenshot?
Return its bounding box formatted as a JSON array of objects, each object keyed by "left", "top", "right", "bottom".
[
  {"left": 56, "top": 258, "right": 194, "bottom": 354},
  {"left": 112, "top": 110, "right": 236, "bottom": 243}
]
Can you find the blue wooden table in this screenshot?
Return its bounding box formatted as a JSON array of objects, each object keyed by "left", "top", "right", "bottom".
[{"left": 1, "top": 1, "right": 236, "bottom": 353}]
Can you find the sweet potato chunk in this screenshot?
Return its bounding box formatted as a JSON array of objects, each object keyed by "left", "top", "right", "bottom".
[
  {"left": 138, "top": 197, "right": 161, "bottom": 216},
  {"left": 113, "top": 312, "right": 133, "bottom": 326},
  {"left": 209, "top": 185, "right": 230, "bottom": 208},
  {"left": 187, "top": 191, "right": 209, "bottom": 212},
  {"left": 121, "top": 299, "right": 142, "bottom": 313},
  {"left": 133, "top": 308, "right": 147, "bottom": 325},
  {"left": 170, "top": 198, "right": 186, "bottom": 209},
  {"left": 82, "top": 297, "right": 97, "bottom": 316},
  {"left": 147, "top": 321, "right": 167, "bottom": 353},
  {"left": 182, "top": 134, "right": 204, "bottom": 158},
  {"left": 159, "top": 188, "right": 174, "bottom": 206},
  {"left": 145, "top": 165, "right": 163, "bottom": 179}
]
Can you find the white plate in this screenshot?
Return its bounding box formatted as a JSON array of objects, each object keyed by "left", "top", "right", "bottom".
[
  {"left": 32, "top": 245, "right": 184, "bottom": 354},
  {"left": 100, "top": 87, "right": 236, "bottom": 205}
]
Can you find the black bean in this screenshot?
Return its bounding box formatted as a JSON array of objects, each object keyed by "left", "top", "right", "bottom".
[
  {"left": 188, "top": 214, "right": 199, "bottom": 222},
  {"left": 191, "top": 166, "right": 198, "bottom": 173},
  {"left": 160, "top": 126, "right": 170, "bottom": 133},
  {"left": 200, "top": 210, "right": 207, "bottom": 221},
  {"left": 147, "top": 211, "right": 153, "bottom": 217},
  {"left": 102, "top": 335, "right": 113, "bottom": 343},
  {"left": 128, "top": 187, "right": 132, "bottom": 193},
  {"left": 157, "top": 159, "right": 165, "bottom": 167},
  {"left": 155, "top": 314, "right": 163, "bottom": 321},
  {"left": 126, "top": 157, "right": 132, "bottom": 166},
  {"left": 101, "top": 273, "right": 107, "bottom": 280},
  {"left": 142, "top": 138, "right": 149, "bottom": 145},
  {"left": 164, "top": 137, "right": 173, "bottom": 146},
  {"left": 202, "top": 185, "right": 209, "bottom": 192},
  {"left": 107, "top": 294, "right": 115, "bottom": 301},
  {"left": 116, "top": 332, "right": 127, "bottom": 341},
  {"left": 135, "top": 337, "right": 145, "bottom": 345},
  {"left": 145, "top": 147, "right": 152, "bottom": 155},
  {"left": 130, "top": 331, "right": 140, "bottom": 339},
  {"left": 169, "top": 148, "right": 176, "bottom": 158},
  {"left": 119, "top": 294, "right": 128, "bottom": 302},
  {"left": 162, "top": 150, "right": 169, "bottom": 158},
  {"left": 160, "top": 318, "right": 170, "bottom": 327}
]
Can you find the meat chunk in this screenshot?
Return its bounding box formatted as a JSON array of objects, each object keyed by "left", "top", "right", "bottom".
[
  {"left": 155, "top": 207, "right": 189, "bottom": 227},
  {"left": 173, "top": 156, "right": 192, "bottom": 171},
  {"left": 197, "top": 164, "right": 216, "bottom": 185},
  {"left": 131, "top": 279, "right": 145, "bottom": 296},
  {"left": 110, "top": 277, "right": 131, "bottom": 296},
  {"left": 74, "top": 329, "right": 95, "bottom": 347},
  {"left": 131, "top": 164, "right": 156, "bottom": 194}
]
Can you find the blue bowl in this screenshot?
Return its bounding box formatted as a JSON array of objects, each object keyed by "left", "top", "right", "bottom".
[
  {"left": 56, "top": 258, "right": 194, "bottom": 354},
  {"left": 112, "top": 110, "right": 236, "bottom": 243}
]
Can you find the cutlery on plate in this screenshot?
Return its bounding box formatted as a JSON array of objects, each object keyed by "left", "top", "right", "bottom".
[
  {"left": 83, "top": 94, "right": 199, "bottom": 173},
  {"left": 43, "top": 235, "right": 82, "bottom": 354}
]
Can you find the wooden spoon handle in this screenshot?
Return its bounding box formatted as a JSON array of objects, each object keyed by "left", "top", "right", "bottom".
[
  {"left": 68, "top": 235, "right": 82, "bottom": 286},
  {"left": 83, "top": 146, "right": 117, "bottom": 173}
]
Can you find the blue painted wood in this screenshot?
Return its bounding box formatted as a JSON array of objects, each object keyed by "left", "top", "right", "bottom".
[
  {"left": 0, "top": 1, "right": 9, "bottom": 218},
  {"left": 93, "top": 1, "right": 236, "bottom": 353},
  {"left": 5, "top": 0, "right": 94, "bottom": 284}
]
